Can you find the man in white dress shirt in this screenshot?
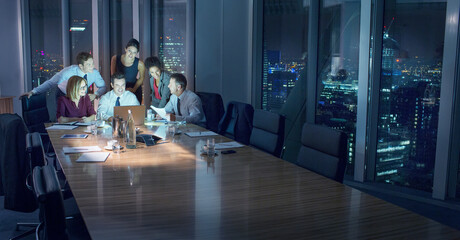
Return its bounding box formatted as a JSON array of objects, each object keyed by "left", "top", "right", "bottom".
[
  {"left": 97, "top": 72, "right": 139, "bottom": 121},
  {"left": 21, "top": 52, "right": 106, "bottom": 101},
  {"left": 162, "top": 73, "right": 206, "bottom": 126}
]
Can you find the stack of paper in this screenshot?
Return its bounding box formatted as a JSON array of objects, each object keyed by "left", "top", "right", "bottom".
[
  {"left": 63, "top": 146, "right": 102, "bottom": 154},
  {"left": 46, "top": 125, "right": 78, "bottom": 130},
  {"left": 214, "top": 142, "right": 244, "bottom": 150},
  {"left": 76, "top": 152, "right": 110, "bottom": 162},
  {"left": 185, "top": 131, "right": 218, "bottom": 137}
]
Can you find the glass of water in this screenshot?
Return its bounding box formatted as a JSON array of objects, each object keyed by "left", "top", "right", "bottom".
[
  {"left": 168, "top": 124, "right": 177, "bottom": 138},
  {"left": 206, "top": 138, "right": 215, "bottom": 156}
]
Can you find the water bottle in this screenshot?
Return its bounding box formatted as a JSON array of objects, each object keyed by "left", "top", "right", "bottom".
[{"left": 126, "top": 110, "right": 136, "bottom": 149}]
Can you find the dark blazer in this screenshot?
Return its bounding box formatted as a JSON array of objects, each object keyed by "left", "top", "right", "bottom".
[
  {"left": 218, "top": 101, "right": 254, "bottom": 145},
  {"left": 150, "top": 72, "right": 171, "bottom": 108},
  {"left": 0, "top": 114, "right": 37, "bottom": 212}
]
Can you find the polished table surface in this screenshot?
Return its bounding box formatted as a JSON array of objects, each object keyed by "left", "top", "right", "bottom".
[{"left": 47, "top": 123, "right": 460, "bottom": 239}]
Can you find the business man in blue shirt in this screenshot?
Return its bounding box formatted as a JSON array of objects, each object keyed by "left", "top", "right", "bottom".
[{"left": 21, "top": 52, "right": 106, "bottom": 101}]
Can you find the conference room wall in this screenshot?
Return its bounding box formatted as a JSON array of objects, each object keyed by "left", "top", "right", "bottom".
[
  {"left": 0, "top": 1, "right": 24, "bottom": 116},
  {"left": 195, "top": 0, "right": 252, "bottom": 107}
]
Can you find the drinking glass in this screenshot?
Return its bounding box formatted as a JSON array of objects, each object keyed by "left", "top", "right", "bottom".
[
  {"left": 206, "top": 138, "right": 215, "bottom": 156},
  {"left": 112, "top": 141, "right": 122, "bottom": 154},
  {"left": 90, "top": 124, "right": 97, "bottom": 135},
  {"left": 168, "top": 124, "right": 177, "bottom": 138}
]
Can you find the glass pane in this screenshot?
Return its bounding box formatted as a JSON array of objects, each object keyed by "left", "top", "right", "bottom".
[
  {"left": 315, "top": 0, "right": 361, "bottom": 176},
  {"left": 261, "top": 0, "right": 309, "bottom": 113},
  {"left": 29, "top": 0, "right": 63, "bottom": 88},
  {"left": 69, "top": 0, "right": 92, "bottom": 63},
  {"left": 110, "top": 0, "right": 133, "bottom": 57},
  {"left": 375, "top": 1, "right": 446, "bottom": 192},
  {"left": 151, "top": 0, "right": 188, "bottom": 74}
]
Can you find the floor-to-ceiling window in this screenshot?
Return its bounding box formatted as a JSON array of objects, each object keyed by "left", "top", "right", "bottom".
[
  {"left": 260, "top": 0, "right": 309, "bottom": 163},
  {"left": 151, "top": 0, "right": 188, "bottom": 75},
  {"left": 29, "top": 0, "right": 63, "bottom": 89},
  {"left": 110, "top": 0, "right": 133, "bottom": 58},
  {"left": 374, "top": 0, "right": 446, "bottom": 192},
  {"left": 261, "top": 0, "right": 309, "bottom": 113},
  {"left": 315, "top": 0, "right": 361, "bottom": 177},
  {"left": 69, "top": 0, "right": 92, "bottom": 63}
]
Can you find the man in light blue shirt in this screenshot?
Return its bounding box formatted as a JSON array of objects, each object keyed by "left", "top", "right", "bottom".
[
  {"left": 162, "top": 73, "right": 206, "bottom": 126},
  {"left": 21, "top": 52, "right": 106, "bottom": 101},
  {"left": 98, "top": 72, "right": 140, "bottom": 121}
]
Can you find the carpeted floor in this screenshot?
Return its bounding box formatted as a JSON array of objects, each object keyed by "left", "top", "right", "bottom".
[{"left": 0, "top": 196, "right": 39, "bottom": 240}]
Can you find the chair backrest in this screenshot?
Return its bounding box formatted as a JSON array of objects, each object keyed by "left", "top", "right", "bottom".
[
  {"left": 33, "top": 165, "right": 68, "bottom": 240},
  {"left": 297, "top": 123, "right": 347, "bottom": 183},
  {"left": 218, "top": 101, "right": 254, "bottom": 145},
  {"left": 21, "top": 93, "right": 50, "bottom": 134},
  {"left": 26, "top": 132, "right": 47, "bottom": 173},
  {"left": 250, "top": 109, "right": 285, "bottom": 157},
  {"left": 196, "top": 92, "right": 225, "bottom": 132},
  {"left": 0, "top": 113, "right": 37, "bottom": 212}
]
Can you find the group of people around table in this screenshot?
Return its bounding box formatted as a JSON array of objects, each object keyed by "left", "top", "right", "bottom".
[{"left": 21, "top": 38, "right": 205, "bottom": 126}]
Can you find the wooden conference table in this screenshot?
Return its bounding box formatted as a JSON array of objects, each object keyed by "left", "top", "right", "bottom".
[{"left": 47, "top": 122, "right": 460, "bottom": 239}]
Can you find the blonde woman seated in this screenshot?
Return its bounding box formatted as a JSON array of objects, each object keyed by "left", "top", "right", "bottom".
[{"left": 56, "top": 75, "right": 96, "bottom": 123}]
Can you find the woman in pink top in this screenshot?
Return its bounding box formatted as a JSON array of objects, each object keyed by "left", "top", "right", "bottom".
[{"left": 56, "top": 75, "right": 96, "bottom": 123}]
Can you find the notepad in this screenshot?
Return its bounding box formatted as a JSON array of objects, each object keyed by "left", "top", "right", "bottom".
[
  {"left": 76, "top": 152, "right": 110, "bottom": 163},
  {"left": 185, "top": 131, "right": 218, "bottom": 137},
  {"left": 46, "top": 125, "right": 79, "bottom": 130},
  {"left": 214, "top": 142, "right": 244, "bottom": 150},
  {"left": 61, "top": 134, "right": 88, "bottom": 139},
  {"left": 63, "top": 146, "right": 102, "bottom": 154}
]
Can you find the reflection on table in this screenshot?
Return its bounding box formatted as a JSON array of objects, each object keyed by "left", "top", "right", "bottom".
[{"left": 46, "top": 122, "right": 460, "bottom": 239}]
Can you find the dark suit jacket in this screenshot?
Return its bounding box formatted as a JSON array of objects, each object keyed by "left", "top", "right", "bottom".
[
  {"left": 218, "top": 101, "right": 254, "bottom": 145},
  {"left": 0, "top": 114, "right": 37, "bottom": 212},
  {"left": 150, "top": 72, "right": 171, "bottom": 108}
]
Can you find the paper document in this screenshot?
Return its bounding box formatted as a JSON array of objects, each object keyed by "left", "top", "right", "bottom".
[
  {"left": 61, "top": 134, "right": 88, "bottom": 139},
  {"left": 63, "top": 146, "right": 102, "bottom": 154},
  {"left": 214, "top": 142, "right": 245, "bottom": 150},
  {"left": 76, "top": 152, "right": 110, "bottom": 163},
  {"left": 75, "top": 122, "right": 93, "bottom": 126},
  {"left": 46, "top": 125, "right": 78, "bottom": 130},
  {"left": 185, "top": 131, "right": 218, "bottom": 137},
  {"left": 151, "top": 105, "right": 167, "bottom": 119},
  {"left": 53, "top": 121, "right": 78, "bottom": 125}
]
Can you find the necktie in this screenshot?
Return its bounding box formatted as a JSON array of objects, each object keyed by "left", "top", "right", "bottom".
[
  {"left": 83, "top": 74, "right": 87, "bottom": 80},
  {"left": 177, "top": 98, "right": 181, "bottom": 116},
  {"left": 115, "top": 97, "right": 120, "bottom": 107}
]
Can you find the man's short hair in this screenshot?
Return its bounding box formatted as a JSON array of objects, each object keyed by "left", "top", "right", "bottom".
[
  {"left": 170, "top": 73, "right": 187, "bottom": 90},
  {"left": 126, "top": 38, "right": 140, "bottom": 51},
  {"left": 111, "top": 72, "right": 126, "bottom": 84},
  {"left": 144, "top": 56, "right": 163, "bottom": 71},
  {"left": 76, "top": 52, "right": 92, "bottom": 66}
]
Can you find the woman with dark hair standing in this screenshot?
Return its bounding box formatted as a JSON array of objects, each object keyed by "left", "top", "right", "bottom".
[
  {"left": 110, "top": 38, "right": 145, "bottom": 104},
  {"left": 145, "top": 56, "right": 171, "bottom": 108},
  {"left": 56, "top": 75, "right": 96, "bottom": 123}
]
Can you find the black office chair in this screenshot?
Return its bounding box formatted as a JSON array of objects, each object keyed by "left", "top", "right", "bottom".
[
  {"left": 26, "top": 132, "right": 74, "bottom": 200},
  {"left": 21, "top": 93, "right": 50, "bottom": 134},
  {"left": 218, "top": 101, "right": 254, "bottom": 145},
  {"left": 21, "top": 93, "right": 54, "bottom": 154},
  {"left": 196, "top": 92, "right": 225, "bottom": 132},
  {"left": 32, "top": 165, "right": 91, "bottom": 240},
  {"left": 297, "top": 123, "right": 347, "bottom": 183},
  {"left": 33, "top": 165, "right": 68, "bottom": 240},
  {"left": 0, "top": 114, "right": 39, "bottom": 240},
  {"left": 249, "top": 109, "right": 285, "bottom": 157}
]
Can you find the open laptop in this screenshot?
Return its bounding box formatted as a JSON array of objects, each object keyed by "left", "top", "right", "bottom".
[{"left": 114, "top": 105, "right": 145, "bottom": 125}]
